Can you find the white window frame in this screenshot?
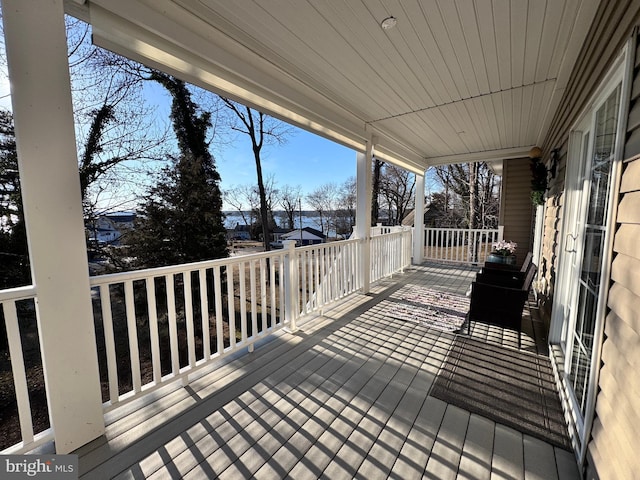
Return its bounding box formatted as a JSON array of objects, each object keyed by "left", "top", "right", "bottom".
[{"left": 549, "top": 37, "right": 633, "bottom": 466}]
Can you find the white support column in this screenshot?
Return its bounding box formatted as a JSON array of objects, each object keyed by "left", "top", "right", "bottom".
[
  {"left": 413, "top": 172, "right": 425, "bottom": 265},
  {"left": 355, "top": 141, "right": 373, "bottom": 293},
  {"left": 3, "top": 0, "right": 105, "bottom": 452}
]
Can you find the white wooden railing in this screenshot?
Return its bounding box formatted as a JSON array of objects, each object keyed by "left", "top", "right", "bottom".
[
  {"left": 0, "top": 231, "right": 410, "bottom": 453},
  {"left": 88, "top": 249, "right": 290, "bottom": 410},
  {"left": 0, "top": 285, "right": 55, "bottom": 453},
  {"left": 370, "top": 227, "right": 413, "bottom": 282},
  {"left": 89, "top": 234, "right": 405, "bottom": 410},
  {"left": 423, "top": 227, "right": 500, "bottom": 264},
  {"left": 370, "top": 224, "right": 404, "bottom": 236},
  {"left": 293, "top": 239, "right": 361, "bottom": 320},
  {"left": 0, "top": 227, "right": 515, "bottom": 453}
]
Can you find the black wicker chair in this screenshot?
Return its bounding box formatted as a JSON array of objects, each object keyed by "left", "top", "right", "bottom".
[{"left": 467, "top": 258, "right": 537, "bottom": 348}]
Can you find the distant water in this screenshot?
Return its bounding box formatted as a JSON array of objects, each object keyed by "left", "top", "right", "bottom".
[{"left": 224, "top": 211, "right": 324, "bottom": 230}]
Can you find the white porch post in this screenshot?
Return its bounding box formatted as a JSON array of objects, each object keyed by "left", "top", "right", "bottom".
[
  {"left": 413, "top": 172, "right": 425, "bottom": 264},
  {"left": 355, "top": 141, "right": 373, "bottom": 294},
  {"left": 3, "top": 0, "right": 105, "bottom": 453}
]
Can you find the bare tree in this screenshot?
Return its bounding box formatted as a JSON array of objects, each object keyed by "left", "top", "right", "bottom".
[
  {"left": 279, "top": 184, "right": 302, "bottom": 230},
  {"left": 67, "top": 19, "right": 170, "bottom": 216},
  {"left": 307, "top": 183, "right": 338, "bottom": 238},
  {"left": 224, "top": 177, "right": 279, "bottom": 239},
  {"left": 219, "top": 99, "right": 294, "bottom": 250},
  {"left": 224, "top": 184, "right": 259, "bottom": 227},
  {"left": 258, "top": 174, "right": 280, "bottom": 232},
  {"left": 477, "top": 166, "right": 500, "bottom": 229},
  {"left": 433, "top": 162, "right": 499, "bottom": 229},
  {"left": 0, "top": 17, "right": 172, "bottom": 264},
  {"left": 434, "top": 163, "right": 472, "bottom": 226},
  {"left": 335, "top": 176, "right": 356, "bottom": 236},
  {"left": 380, "top": 164, "right": 415, "bottom": 225}
]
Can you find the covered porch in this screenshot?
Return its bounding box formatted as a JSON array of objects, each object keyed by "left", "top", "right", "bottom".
[
  {"left": 2, "top": 0, "right": 620, "bottom": 476},
  {"left": 75, "top": 263, "right": 576, "bottom": 479}
]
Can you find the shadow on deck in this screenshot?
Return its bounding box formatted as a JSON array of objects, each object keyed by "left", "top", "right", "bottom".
[{"left": 75, "top": 263, "right": 580, "bottom": 479}]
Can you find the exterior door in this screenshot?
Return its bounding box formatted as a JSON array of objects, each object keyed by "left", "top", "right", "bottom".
[{"left": 557, "top": 79, "right": 623, "bottom": 448}]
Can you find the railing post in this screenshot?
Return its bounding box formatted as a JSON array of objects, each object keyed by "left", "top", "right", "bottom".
[{"left": 283, "top": 240, "right": 299, "bottom": 333}]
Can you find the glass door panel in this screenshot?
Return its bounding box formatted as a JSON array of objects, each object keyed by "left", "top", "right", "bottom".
[
  {"left": 560, "top": 130, "right": 590, "bottom": 349},
  {"left": 566, "top": 84, "right": 620, "bottom": 419}
]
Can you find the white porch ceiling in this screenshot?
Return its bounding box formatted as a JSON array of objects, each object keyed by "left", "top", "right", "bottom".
[{"left": 75, "top": 0, "right": 601, "bottom": 173}]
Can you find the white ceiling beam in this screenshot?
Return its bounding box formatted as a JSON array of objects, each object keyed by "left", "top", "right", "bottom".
[
  {"left": 89, "top": 1, "right": 369, "bottom": 147},
  {"left": 426, "top": 146, "right": 534, "bottom": 166},
  {"left": 87, "top": 0, "right": 437, "bottom": 174}
]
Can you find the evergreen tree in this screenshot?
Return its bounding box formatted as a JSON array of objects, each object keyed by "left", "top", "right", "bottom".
[
  {"left": 128, "top": 74, "right": 227, "bottom": 267},
  {"left": 0, "top": 110, "right": 30, "bottom": 288},
  {"left": 372, "top": 158, "right": 383, "bottom": 225}
]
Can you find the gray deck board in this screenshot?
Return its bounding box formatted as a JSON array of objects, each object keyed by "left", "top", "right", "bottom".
[
  {"left": 523, "top": 436, "right": 560, "bottom": 480},
  {"left": 555, "top": 447, "right": 581, "bottom": 479},
  {"left": 254, "top": 345, "right": 385, "bottom": 477},
  {"left": 75, "top": 263, "right": 579, "bottom": 480},
  {"left": 355, "top": 332, "right": 439, "bottom": 479},
  {"left": 388, "top": 396, "right": 448, "bottom": 478},
  {"left": 424, "top": 404, "right": 471, "bottom": 480},
  {"left": 491, "top": 424, "right": 525, "bottom": 480},
  {"left": 457, "top": 414, "right": 495, "bottom": 480},
  {"left": 140, "top": 315, "right": 382, "bottom": 479}
]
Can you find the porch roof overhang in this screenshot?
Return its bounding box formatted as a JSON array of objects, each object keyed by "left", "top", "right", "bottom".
[{"left": 66, "top": 0, "right": 601, "bottom": 174}]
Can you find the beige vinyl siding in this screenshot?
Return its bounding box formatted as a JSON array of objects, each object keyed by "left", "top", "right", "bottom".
[
  {"left": 587, "top": 154, "right": 640, "bottom": 480},
  {"left": 544, "top": 0, "right": 640, "bottom": 154},
  {"left": 499, "top": 158, "right": 533, "bottom": 266},
  {"left": 587, "top": 25, "right": 640, "bottom": 479},
  {"left": 540, "top": 0, "right": 640, "bottom": 310},
  {"left": 538, "top": 148, "right": 567, "bottom": 319},
  {"left": 538, "top": 193, "right": 562, "bottom": 321},
  {"left": 538, "top": 3, "right": 640, "bottom": 478},
  {"left": 623, "top": 38, "right": 640, "bottom": 157},
  {"left": 536, "top": 4, "right": 640, "bottom": 316}
]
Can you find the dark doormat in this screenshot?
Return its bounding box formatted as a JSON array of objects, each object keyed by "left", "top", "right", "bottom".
[{"left": 430, "top": 336, "right": 571, "bottom": 450}]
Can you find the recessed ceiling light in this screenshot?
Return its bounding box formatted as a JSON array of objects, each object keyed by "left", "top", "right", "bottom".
[{"left": 380, "top": 16, "right": 397, "bottom": 30}]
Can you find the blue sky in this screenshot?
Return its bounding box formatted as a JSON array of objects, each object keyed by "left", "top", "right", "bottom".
[
  {"left": 0, "top": 67, "right": 426, "bottom": 213},
  {"left": 0, "top": 17, "right": 422, "bottom": 214},
  {"left": 215, "top": 127, "right": 356, "bottom": 206},
  {"left": 0, "top": 28, "right": 430, "bottom": 214},
  {"left": 0, "top": 61, "right": 355, "bottom": 212},
  {"left": 146, "top": 81, "right": 357, "bottom": 211},
  {"left": 0, "top": 15, "right": 431, "bottom": 216}
]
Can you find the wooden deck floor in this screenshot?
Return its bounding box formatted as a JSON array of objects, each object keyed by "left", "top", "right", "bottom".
[{"left": 75, "top": 263, "right": 580, "bottom": 479}]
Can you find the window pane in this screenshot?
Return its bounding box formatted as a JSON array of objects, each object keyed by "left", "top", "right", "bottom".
[
  {"left": 587, "top": 86, "right": 620, "bottom": 226},
  {"left": 580, "top": 227, "right": 604, "bottom": 289}
]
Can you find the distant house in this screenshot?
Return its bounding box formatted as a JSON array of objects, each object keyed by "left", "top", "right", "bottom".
[
  {"left": 87, "top": 212, "right": 135, "bottom": 246},
  {"left": 401, "top": 205, "right": 443, "bottom": 228},
  {"left": 227, "top": 223, "right": 252, "bottom": 240},
  {"left": 280, "top": 227, "right": 325, "bottom": 246},
  {"left": 271, "top": 226, "right": 289, "bottom": 242}
]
